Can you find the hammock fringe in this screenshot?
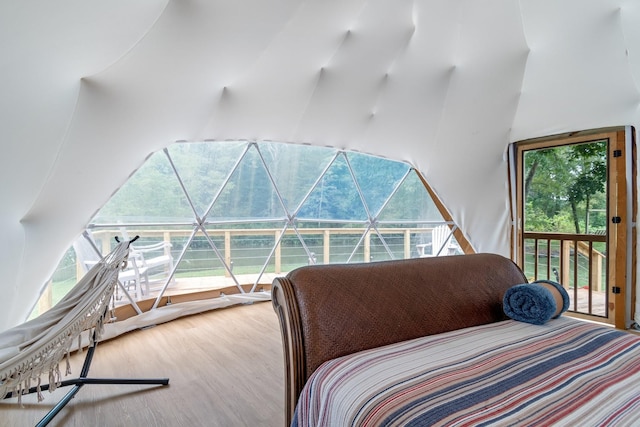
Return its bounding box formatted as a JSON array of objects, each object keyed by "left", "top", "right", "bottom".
[{"left": 0, "top": 241, "right": 130, "bottom": 400}]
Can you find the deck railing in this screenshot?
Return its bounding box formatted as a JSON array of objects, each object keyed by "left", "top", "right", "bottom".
[
  {"left": 34, "top": 225, "right": 460, "bottom": 317},
  {"left": 36, "top": 225, "right": 459, "bottom": 318},
  {"left": 84, "top": 226, "right": 457, "bottom": 279},
  {"left": 523, "top": 232, "right": 607, "bottom": 318}
]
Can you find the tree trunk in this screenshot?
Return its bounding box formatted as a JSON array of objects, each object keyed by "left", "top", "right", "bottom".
[
  {"left": 585, "top": 195, "right": 590, "bottom": 234},
  {"left": 570, "top": 200, "right": 581, "bottom": 234},
  {"left": 524, "top": 159, "right": 539, "bottom": 198}
]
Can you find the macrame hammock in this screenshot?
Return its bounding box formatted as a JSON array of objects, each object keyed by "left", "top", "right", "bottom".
[{"left": 0, "top": 238, "right": 168, "bottom": 427}]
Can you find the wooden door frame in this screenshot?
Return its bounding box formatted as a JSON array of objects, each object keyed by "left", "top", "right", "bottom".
[{"left": 511, "top": 127, "right": 636, "bottom": 329}]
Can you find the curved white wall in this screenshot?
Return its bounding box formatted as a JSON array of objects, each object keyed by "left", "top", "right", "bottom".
[{"left": 1, "top": 0, "right": 640, "bottom": 330}]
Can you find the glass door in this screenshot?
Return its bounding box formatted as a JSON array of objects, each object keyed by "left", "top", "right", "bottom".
[{"left": 513, "top": 128, "right": 635, "bottom": 327}]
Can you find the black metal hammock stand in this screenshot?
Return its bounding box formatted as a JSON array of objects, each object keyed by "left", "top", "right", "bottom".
[{"left": 1, "top": 238, "right": 169, "bottom": 427}]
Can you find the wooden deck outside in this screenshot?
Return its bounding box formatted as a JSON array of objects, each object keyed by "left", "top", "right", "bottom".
[{"left": 573, "top": 288, "right": 607, "bottom": 318}]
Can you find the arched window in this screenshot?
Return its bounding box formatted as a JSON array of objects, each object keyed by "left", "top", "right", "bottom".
[{"left": 34, "top": 141, "right": 463, "bottom": 322}]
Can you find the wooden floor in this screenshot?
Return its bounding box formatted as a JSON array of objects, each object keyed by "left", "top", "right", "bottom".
[{"left": 0, "top": 301, "right": 284, "bottom": 427}]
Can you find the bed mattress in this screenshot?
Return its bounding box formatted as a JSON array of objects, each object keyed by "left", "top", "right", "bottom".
[{"left": 293, "top": 317, "right": 640, "bottom": 426}]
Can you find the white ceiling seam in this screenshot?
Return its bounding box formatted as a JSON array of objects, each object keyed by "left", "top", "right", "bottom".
[
  {"left": 21, "top": 80, "right": 87, "bottom": 226},
  {"left": 85, "top": 1, "right": 172, "bottom": 83}
]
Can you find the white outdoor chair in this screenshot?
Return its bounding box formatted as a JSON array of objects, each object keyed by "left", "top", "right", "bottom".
[
  {"left": 416, "top": 225, "right": 457, "bottom": 257},
  {"left": 119, "top": 229, "right": 174, "bottom": 287},
  {"left": 73, "top": 232, "right": 149, "bottom": 301}
]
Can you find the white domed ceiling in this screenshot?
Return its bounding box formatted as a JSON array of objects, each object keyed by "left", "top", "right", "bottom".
[{"left": 1, "top": 0, "right": 639, "bottom": 329}]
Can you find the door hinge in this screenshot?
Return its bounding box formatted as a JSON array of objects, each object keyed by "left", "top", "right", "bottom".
[
  {"left": 613, "top": 149, "right": 622, "bottom": 157},
  {"left": 612, "top": 216, "right": 622, "bottom": 224},
  {"left": 612, "top": 286, "right": 621, "bottom": 294}
]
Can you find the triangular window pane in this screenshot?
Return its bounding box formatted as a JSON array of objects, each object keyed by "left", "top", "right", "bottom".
[
  {"left": 377, "top": 170, "right": 444, "bottom": 222},
  {"left": 167, "top": 141, "right": 248, "bottom": 218},
  {"left": 347, "top": 152, "right": 410, "bottom": 217},
  {"left": 297, "top": 154, "right": 368, "bottom": 221},
  {"left": 92, "top": 151, "right": 194, "bottom": 224},
  {"left": 208, "top": 145, "right": 286, "bottom": 220},
  {"left": 172, "top": 229, "right": 231, "bottom": 293},
  {"left": 258, "top": 142, "right": 337, "bottom": 213}
]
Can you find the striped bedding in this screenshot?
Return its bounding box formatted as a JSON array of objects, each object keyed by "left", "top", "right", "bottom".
[{"left": 293, "top": 317, "right": 640, "bottom": 427}]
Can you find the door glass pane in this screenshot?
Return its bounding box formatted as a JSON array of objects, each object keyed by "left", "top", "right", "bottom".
[
  {"left": 522, "top": 140, "right": 608, "bottom": 318},
  {"left": 524, "top": 141, "right": 607, "bottom": 235}
]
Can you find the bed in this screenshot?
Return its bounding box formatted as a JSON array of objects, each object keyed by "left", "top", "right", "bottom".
[{"left": 271, "top": 253, "right": 640, "bottom": 426}]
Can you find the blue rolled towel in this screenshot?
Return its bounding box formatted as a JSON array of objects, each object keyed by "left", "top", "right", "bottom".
[{"left": 503, "top": 280, "right": 570, "bottom": 325}]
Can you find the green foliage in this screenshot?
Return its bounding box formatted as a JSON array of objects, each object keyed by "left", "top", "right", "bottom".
[
  {"left": 91, "top": 141, "right": 440, "bottom": 228},
  {"left": 524, "top": 140, "right": 607, "bottom": 234},
  {"left": 524, "top": 201, "right": 574, "bottom": 232},
  {"left": 85, "top": 140, "right": 444, "bottom": 276},
  {"left": 298, "top": 154, "right": 366, "bottom": 220}
]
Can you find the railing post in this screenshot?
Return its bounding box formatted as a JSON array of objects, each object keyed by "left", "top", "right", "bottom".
[
  {"left": 101, "top": 232, "right": 111, "bottom": 255},
  {"left": 76, "top": 258, "right": 84, "bottom": 282},
  {"left": 364, "top": 230, "right": 371, "bottom": 262},
  {"left": 404, "top": 229, "right": 411, "bottom": 259},
  {"left": 163, "top": 231, "right": 172, "bottom": 274},
  {"left": 275, "top": 230, "right": 282, "bottom": 274},
  {"left": 224, "top": 231, "right": 231, "bottom": 278},
  {"left": 38, "top": 279, "right": 53, "bottom": 315},
  {"left": 592, "top": 251, "right": 603, "bottom": 292},
  {"left": 163, "top": 231, "right": 171, "bottom": 256},
  {"left": 561, "top": 240, "right": 571, "bottom": 286},
  {"left": 324, "top": 230, "right": 330, "bottom": 264}
]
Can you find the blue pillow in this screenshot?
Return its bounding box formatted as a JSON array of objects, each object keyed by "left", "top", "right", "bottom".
[{"left": 503, "top": 280, "right": 570, "bottom": 325}]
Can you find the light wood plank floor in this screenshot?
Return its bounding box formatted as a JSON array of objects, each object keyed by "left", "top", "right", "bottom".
[{"left": 0, "top": 301, "right": 284, "bottom": 427}]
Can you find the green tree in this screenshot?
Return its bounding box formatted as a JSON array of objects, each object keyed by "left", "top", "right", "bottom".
[
  {"left": 524, "top": 141, "right": 607, "bottom": 234},
  {"left": 566, "top": 143, "right": 607, "bottom": 233}
]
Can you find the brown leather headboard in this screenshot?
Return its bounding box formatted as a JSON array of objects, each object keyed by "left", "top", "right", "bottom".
[{"left": 271, "top": 253, "right": 527, "bottom": 426}]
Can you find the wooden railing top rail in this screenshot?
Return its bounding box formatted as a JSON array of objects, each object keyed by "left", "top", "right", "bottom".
[
  {"left": 523, "top": 232, "right": 606, "bottom": 243},
  {"left": 91, "top": 227, "right": 442, "bottom": 239}
]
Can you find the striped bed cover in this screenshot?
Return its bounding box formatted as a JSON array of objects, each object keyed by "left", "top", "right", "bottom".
[{"left": 293, "top": 317, "right": 640, "bottom": 426}]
